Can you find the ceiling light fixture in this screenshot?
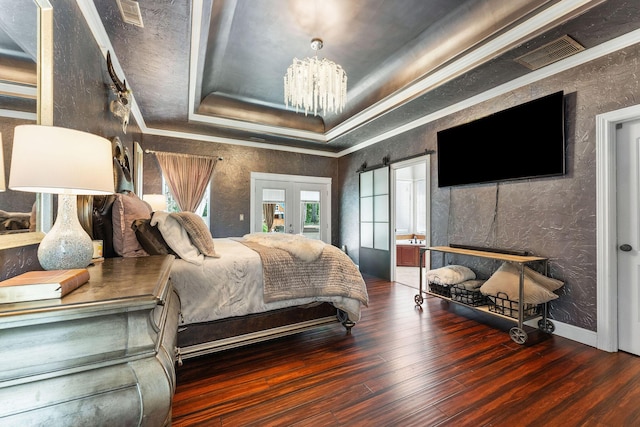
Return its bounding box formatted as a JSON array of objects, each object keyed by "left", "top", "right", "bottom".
[{"left": 284, "top": 38, "right": 347, "bottom": 117}]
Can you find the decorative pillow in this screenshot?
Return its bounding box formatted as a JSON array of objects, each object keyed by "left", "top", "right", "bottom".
[
  {"left": 453, "top": 279, "right": 485, "bottom": 291},
  {"left": 150, "top": 211, "right": 204, "bottom": 265},
  {"left": 131, "top": 219, "right": 176, "bottom": 256},
  {"left": 524, "top": 266, "right": 564, "bottom": 291},
  {"left": 112, "top": 192, "right": 152, "bottom": 257},
  {"left": 480, "top": 262, "right": 559, "bottom": 304},
  {"left": 426, "top": 265, "right": 476, "bottom": 285},
  {"left": 170, "top": 212, "right": 219, "bottom": 258}
]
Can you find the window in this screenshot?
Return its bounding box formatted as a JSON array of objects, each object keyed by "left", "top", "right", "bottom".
[{"left": 162, "top": 178, "right": 211, "bottom": 227}]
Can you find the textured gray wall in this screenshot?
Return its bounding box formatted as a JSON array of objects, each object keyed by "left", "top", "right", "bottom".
[
  {"left": 142, "top": 136, "right": 339, "bottom": 243},
  {"left": 339, "top": 43, "right": 640, "bottom": 332},
  {"left": 53, "top": 0, "right": 142, "bottom": 153},
  {"left": 0, "top": 0, "right": 142, "bottom": 276}
]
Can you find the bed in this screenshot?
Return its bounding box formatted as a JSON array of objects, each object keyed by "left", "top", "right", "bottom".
[{"left": 82, "top": 139, "right": 368, "bottom": 361}]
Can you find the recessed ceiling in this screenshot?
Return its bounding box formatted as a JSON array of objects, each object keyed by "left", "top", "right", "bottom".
[{"left": 6, "top": 0, "right": 640, "bottom": 154}]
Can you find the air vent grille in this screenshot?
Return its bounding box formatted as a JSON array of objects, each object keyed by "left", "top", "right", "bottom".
[
  {"left": 117, "top": 0, "right": 144, "bottom": 28},
  {"left": 515, "top": 35, "right": 584, "bottom": 70}
]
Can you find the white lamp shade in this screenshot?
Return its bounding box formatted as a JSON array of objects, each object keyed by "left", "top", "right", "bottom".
[
  {"left": 9, "top": 125, "right": 114, "bottom": 195},
  {"left": 143, "top": 194, "right": 167, "bottom": 211}
]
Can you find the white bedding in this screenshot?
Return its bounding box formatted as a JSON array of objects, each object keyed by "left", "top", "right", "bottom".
[{"left": 170, "top": 238, "right": 364, "bottom": 325}]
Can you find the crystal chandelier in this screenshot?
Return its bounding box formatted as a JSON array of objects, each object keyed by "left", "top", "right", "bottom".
[{"left": 284, "top": 38, "right": 347, "bottom": 116}]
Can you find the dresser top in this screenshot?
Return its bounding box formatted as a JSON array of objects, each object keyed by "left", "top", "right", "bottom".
[{"left": 0, "top": 255, "right": 174, "bottom": 326}]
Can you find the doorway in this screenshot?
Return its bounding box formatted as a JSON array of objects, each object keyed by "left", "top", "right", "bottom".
[
  {"left": 596, "top": 104, "right": 640, "bottom": 355},
  {"left": 615, "top": 117, "right": 640, "bottom": 355},
  {"left": 391, "top": 156, "right": 430, "bottom": 288}
]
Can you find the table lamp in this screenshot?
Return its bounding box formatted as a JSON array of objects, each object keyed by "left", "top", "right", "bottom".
[
  {"left": 9, "top": 125, "right": 114, "bottom": 270},
  {"left": 142, "top": 194, "right": 167, "bottom": 212}
]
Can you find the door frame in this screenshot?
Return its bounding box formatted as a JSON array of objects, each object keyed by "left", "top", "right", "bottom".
[
  {"left": 596, "top": 103, "right": 640, "bottom": 352},
  {"left": 250, "top": 172, "right": 332, "bottom": 242},
  {"left": 390, "top": 155, "right": 431, "bottom": 281}
]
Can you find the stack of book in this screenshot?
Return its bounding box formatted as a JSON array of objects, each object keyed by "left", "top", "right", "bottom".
[{"left": 0, "top": 268, "right": 90, "bottom": 304}]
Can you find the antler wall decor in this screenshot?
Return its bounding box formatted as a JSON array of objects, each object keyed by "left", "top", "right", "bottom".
[{"left": 107, "top": 51, "right": 132, "bottom": 133}]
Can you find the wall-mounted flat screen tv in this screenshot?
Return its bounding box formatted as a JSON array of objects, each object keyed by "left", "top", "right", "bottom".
[{"left": 437, "top": 91, "right": 565, "bottom": 187}]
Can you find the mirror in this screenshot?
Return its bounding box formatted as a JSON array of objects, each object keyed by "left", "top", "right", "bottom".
[{"left": 0, "top": 0, "right": 52, "bottom": 248}]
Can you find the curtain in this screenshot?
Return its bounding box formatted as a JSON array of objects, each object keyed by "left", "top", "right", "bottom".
[
  {"left": 262, "top": 203, "right": 275, "bottom": 232},
  {"left": 153, "top": 151, "right": 218, "bottom": 212}
]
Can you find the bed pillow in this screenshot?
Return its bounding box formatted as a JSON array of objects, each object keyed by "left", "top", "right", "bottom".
[
  {"left": 426, "top": 265, "right": 476, "bottom": 285},
  {"left": 150, "top": 211, "right": 204, "bottom": 265},
  {"left": 524, "top": 266, "right": 564, "bottom": 291},
  {"left": 131, "top": 218, "right": 176, "bottom": 256},
  {"left": 112, "top": 192, "right": 152, "bottom": 257},
  {"left": 170, "top": 212, "right": 219, "bottom": 258},
  {"left": 480, "top": 262, "right": 559, "bottom": 304}
]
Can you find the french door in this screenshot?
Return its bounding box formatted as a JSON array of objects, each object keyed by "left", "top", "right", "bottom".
[{"left": 251, "top": 173, "right": 331, "bottom": 243}]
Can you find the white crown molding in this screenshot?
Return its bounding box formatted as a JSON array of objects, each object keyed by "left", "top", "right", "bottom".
[
  {"left": 76, "top": 0, "right": 146, "bottom": 131},
  {"left": 143, "top": 126, "right": 339, "bottom": 158},
  {"left": 337, "top": 27, "right": 640, "bottom": 157},
  {"left": 186, "top": 0, "right": 605, "bottom": 144},
  {"left": 327, "top": 0, "right": 606, "bottom": 142},
  {"left": 79, "top": 0, "right": 640, "bottom": 159},
  {"left": 188, "top": 112, "right": 328, "bottom": 143}
]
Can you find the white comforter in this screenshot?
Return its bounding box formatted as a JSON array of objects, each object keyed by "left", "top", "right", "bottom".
[{"left": 170, "top": 238, "right": 363, "bottom": 325}]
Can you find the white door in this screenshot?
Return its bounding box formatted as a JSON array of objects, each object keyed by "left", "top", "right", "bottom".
[
  {"left": 251, "top": 173, "right": 331, "bottom": 243},
  {"left": 616, "top": 118, "right": 640, "bottom": 355},
  {"left": 254, "top": 180, "right": 289, "bottom": 234},
  {"left": 295, "top": 183, "right": 325, "bottom": 241}
]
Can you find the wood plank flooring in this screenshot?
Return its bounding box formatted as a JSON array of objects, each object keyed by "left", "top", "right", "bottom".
[{"left": 172, "top": 276, "right": 640, "bottom": 426}]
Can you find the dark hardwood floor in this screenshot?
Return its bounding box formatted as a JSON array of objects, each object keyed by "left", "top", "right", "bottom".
[{"left": 172, "top": 276, "right": 640, "bottom": 426}]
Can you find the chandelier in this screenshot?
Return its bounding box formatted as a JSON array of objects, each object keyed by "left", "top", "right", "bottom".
[{"left": 284, "top": 38, "right": 347, "bottom": 117}]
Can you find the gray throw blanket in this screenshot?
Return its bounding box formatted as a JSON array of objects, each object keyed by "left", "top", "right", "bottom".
[{"left": 240, "top": 240, "right": 369, "bottom": 306}]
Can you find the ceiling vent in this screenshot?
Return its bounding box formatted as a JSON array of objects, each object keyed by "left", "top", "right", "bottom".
[
  {"left": 116, "top": 0, "right": 144, "bottom": 28},
  {"left": 515, "top": 35, "right": 584, "bottom": 70}
]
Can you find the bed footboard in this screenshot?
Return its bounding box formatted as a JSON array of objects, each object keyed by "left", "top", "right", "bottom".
[{"left": 177, "top": 302, "right": 351, "bottom": 361}]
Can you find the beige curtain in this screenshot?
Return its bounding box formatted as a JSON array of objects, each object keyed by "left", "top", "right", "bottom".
[
  {"left": 262, "top": 203, "right": 275, "bottom": 232},
  {"left": 153, "top": 151, "right": 218, "bottom": 212}
]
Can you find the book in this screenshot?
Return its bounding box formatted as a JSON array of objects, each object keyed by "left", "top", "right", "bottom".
[{"left": 0, "top": 268, "right": 90, "bottom": 304}]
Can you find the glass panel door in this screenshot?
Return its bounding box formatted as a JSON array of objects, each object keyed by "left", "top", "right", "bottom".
[
  {"left": 299, "top": 190, "right": 320, "bottom": 240},
  {"left": 294, "top": 182, "right": 327, "bottom": 242},
  {"left": 262, "top": 188, "right": 285, "bottom": 233},
  {"left": 252, "top": 174, "right": 331, "bottom": 243}
]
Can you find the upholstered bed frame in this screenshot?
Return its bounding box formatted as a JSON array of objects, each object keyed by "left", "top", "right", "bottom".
[{"left": 80, "top": 138, "right": 347, "bottom": 361}]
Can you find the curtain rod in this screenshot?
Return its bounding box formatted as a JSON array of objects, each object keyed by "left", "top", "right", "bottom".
[
  {"left": 356, "top": 149, "right": 433, "bottom": 173},
  {"left": 144, "top": 149, "right": 223, "bottom": 161}
]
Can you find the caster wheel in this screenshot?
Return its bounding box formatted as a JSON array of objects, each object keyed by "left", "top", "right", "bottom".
[
  {"left": 415, "top": 294, "right": 424, "bottom": 306},
  {"left": 538, "top": 319, "right": 555, "bottom": 334},
  {"left": 509, "top": 327, "right": 528, "bottom": 344}
]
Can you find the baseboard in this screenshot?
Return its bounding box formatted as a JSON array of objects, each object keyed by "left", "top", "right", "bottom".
[{"left": 524, "top": 318, "right": 597, "bottom": 348}]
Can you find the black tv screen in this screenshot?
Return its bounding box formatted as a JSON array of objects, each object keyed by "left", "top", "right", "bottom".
[{"left": 437, "top": 91, "right": 565, "bottom": 187}]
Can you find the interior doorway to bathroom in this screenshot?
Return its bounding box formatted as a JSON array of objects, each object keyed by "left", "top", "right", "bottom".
[{"left": 391, "top": 156, "right": 430, "bottom": 289}]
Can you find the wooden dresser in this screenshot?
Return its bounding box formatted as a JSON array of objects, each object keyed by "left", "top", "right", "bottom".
[{"left": 0, "top": 255, "right": 179, "bottom": 426}]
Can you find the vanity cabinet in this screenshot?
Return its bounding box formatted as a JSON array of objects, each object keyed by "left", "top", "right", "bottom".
[
  {"left": 0, "top": 255, "right": 178, "bottom": 426},
  {"left": 396, "top": 244, "right": 426, "bottom": 267}
]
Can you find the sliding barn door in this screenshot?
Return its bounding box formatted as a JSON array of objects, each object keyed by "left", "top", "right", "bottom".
[{"left": 359, "top": 167, "right": 390, "bottom": 279}]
